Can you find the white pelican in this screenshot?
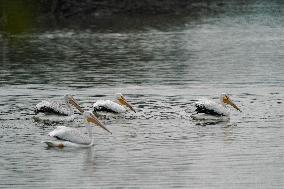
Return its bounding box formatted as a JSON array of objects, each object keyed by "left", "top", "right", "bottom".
[
  {"left": 191, "top": 93, "right": 241, "bottom": 120},
  {"left": 42, "top": 111, "right": 111, "bottom": 148},
  {"left": 35, "top": 94, "right": 84, "bottom": 116},
  {"left": 33, "top": 94, "right": 84, "bottom": 123},
  {"left": 93, "top": 93, "right": 136, "bottom": 114}
]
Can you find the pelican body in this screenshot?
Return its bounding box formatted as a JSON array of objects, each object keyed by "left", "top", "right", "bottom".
[
  {"left": 33, "top": 94, "right": 84, "bottom": 123},
  {"left": 93, "top": 93, "right": 136, "bottom": 114},
  {"left": 191, "top": 93, "right": 241, "bottom": 120},
  {"left": 42, "top": 111, "right": 111, "bottom": 148},
  {"left": 35, "top": 94, "right": 82, "bottom": 116}
]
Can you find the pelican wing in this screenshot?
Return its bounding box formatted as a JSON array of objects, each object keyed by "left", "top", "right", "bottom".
[
  {"left": 93, "top": 100, "right": 126, "bottom": 113},
  {"left": 35, "top": 100, "right": 72, "bottom": 116},
  {"left": 49, "top": 126, "right": 91, "bottom": 145},
  {"left": 195, "top": 99, "right": 229, "bottom": 116}
]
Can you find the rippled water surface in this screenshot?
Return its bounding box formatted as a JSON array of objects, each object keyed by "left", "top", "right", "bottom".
[{"left": 1, "top": 2, "right": 284, "bottom": 188}]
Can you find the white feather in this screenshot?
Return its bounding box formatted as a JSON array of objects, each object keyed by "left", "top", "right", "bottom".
[
  {"left": 93, "top": 100, "right": 126, "bottom": 113},
  {"left": 35, "top": 100, "right": 73, "bottom": 116},
  {"left": 196, "top": 98, "right": 229, "bottom": 116},
  {"left": 49, "top": 126, "right": 91, "bottom": 145}
]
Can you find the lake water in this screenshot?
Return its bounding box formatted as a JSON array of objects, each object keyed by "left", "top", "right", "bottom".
[{"left": 1, "top": 1, "right": 284, "bottom": 188}]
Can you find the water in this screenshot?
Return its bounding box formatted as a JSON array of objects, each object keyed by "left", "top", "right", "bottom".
[{"left": 1, "top": 1, "right": 284, "bottom": 188}]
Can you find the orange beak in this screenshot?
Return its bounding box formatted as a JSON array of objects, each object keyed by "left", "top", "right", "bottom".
[
  {"left": 223, "top": 96, "right": 241, "bottom": 112},
  {"left": 118, "top": 95, "right": 136, "bottom": 113},
  {"left": 87, "top": 114, "right": 112, "bottom": 134},
  {"left": 68, "top": 95, "right": 84, "bottom": 114}
]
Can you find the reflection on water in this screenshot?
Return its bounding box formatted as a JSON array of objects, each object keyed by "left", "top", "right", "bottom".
[{"left": 1, "top": 1, "right": 284, "bottom": 188}]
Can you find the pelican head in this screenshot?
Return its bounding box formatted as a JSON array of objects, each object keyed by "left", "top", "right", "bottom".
[
  {"left": 83, "top": 111, "right": 112, "bottom": 134},
  {"left": 65, "top": 94, "right": 84, "bottom": 114},
  {"left": 115, "top": 93, "right": 136, "bottom": 113},
  {"left": 220, "top": 93, "right": 241, "bottom": 112}
]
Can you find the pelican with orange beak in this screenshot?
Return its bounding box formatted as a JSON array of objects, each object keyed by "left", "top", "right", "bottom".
[
  {"left": 42, "top": 111, "right": 111, "bottom": 148},
  {"left": 191, "top": 93, "right": 241, "bottom": 120},
  {"left": 35, "top": 94, "right": 84, "bottom": 116},
  {"left": 33, "top": 94, "right": 84, "bottom": 123},
  {"left": 93, "top": 93, "right": 136, "bottom": 114}
]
